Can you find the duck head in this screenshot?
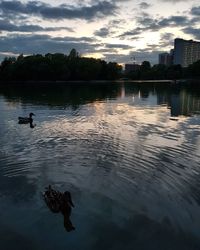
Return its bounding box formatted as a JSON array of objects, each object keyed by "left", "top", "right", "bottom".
[{"left": 29, "top": 113, "right": 35, "bottom": 118}]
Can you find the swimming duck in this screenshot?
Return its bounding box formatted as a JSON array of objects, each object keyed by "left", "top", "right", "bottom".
[
  {"left": 43, "top": 185, "right": 75, "bottom": 232},
  {"left": 18, "top": 112, "right": 35, "bottom": 124}
]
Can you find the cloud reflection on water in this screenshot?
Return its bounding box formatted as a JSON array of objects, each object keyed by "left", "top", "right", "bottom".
[{"left": 0, "top": 82, "right": 200, "bottom": 248}]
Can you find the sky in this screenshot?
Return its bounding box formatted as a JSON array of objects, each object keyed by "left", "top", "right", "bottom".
[{"left": 0, "top": 0, "right": 200, "bottom": 65}]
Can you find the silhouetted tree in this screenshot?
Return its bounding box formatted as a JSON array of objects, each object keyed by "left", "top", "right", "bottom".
[
  {"left": 151, "top": 64, "right": 167, "bottom": 80},
  {"left": 139, "top": 61, "right": 152, "bottom": 79},
  {"left": 141, "top": 61, "right": 151, "bottom": 71},
  {"left": 186, "top": 60, "right": 200, "bottom": 78},
  {"left": 69, "top": 49, "right": 79, "bottom": 59},
  {"left": 0, "top": 50, "right": 122, "bottom": 81},
  {"left": 166, "top": 64, "right": 182, "bottom": 80}
]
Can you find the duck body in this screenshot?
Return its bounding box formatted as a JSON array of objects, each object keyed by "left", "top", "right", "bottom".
[
  {"left": 43, "top": 185, "right": 75, "bottom": 231},
  {"left": 18, "top": 112, "right": 35, "bottom": 124}
]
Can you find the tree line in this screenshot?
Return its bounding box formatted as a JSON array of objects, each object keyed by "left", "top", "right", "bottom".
[
  {"left": 125, "top": 60, "right": 200, "bottom": 80},
  {"left": 0, "top": 49, "right": 122, "bottom": 81},
  {"left": 1, "top": 49, "right": 200, "bottom": 81}
]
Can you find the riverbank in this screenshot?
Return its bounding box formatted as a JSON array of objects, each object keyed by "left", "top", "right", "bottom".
[
  {"left": 0, "top": 79, "right": 184, "bottom": 85},
  {"left": 0, "top": 78, "right": 200, "bottom": 87}
]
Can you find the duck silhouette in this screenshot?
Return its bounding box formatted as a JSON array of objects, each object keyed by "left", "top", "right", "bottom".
[
  {"left": 18, "top": 113, "right": 35, "bottom": 124},
  {"left": 43, "top": 185, "right": 75, "bottom": 232},
  {"left": 18, "top": 113, "right": 36, "bottom": 128}
]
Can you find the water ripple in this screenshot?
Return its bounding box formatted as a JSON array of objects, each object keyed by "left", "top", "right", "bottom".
[{"left": 1, "top": 86, "right": 200, "bottom": 244}]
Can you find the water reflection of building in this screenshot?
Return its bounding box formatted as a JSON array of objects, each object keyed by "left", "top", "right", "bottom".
[
  {"left": 179, "top": 91, "right": 200, "bottom": 116},
  {"left": 157, "top": 90, "right": 200, "bottom": 117},
  {"left": 170, "top": 94, "right": 181, "bottom": 117},
  {"left": 118, "top": 83, "right": 125, "bottom": 98}
]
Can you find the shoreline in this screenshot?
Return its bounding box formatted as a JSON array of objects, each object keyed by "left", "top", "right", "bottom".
[{"left": 0, "top": 79, "right": 199, "bottom": 86}]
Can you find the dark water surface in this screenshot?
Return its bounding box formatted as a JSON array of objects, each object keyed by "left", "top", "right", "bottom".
[{"left": 0, "top": 82, "right": 200, "bottom": 249}]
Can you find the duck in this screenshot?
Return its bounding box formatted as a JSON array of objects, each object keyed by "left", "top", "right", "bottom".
[
  {"left": 18, "top": 112, "right": 35, "bottom": 124},
  {"left": 43, "top": 185, "right": 75, "bottom": 232}
]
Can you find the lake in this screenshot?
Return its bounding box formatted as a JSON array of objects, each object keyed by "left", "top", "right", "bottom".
[{"left": 0, "top": 81, "right": 200, "bottom": 250}]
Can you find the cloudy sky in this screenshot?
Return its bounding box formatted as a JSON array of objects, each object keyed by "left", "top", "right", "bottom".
[{"left": 0, "top": 0, "right": 200, "bottom": 64}]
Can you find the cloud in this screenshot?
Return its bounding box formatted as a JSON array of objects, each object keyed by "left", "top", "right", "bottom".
[
  {"left": 0, "top": 34, "right": 99, "bottom": 55},
  {"left": 118, "top": 12, "right": 190, "bottom": 40},
  {"left": 182, "top": 27, "right": 200, "bottom": 40},
  {"left": 191, "top": 6, "right": 200, "bottom": 16},
  {"left": 0, "top": 20, "right": 74, "bottom": 32},
  {"left": 105, "top": 43, "right": 132, "bottom": 49},
  {"left": 136, "top": 13, "right": 189, "bottom": 30},
  {"left": 160, "top": 32, "right": 174, "bottom": 41},
  {"left": 137, "top": 16, "right": 159, "bottom": 30},
  {"left": 0, "top": 0, "right": 117, "bottom": 20},
  {"left": 158, "top": 15, "right": 188, "bottom": 27},
  {"left": 94, "top": 27, "right": 110, "bottom": 37},
  {"left": 117, "top": 28, "right": 142, "bottom": 39},
  {"left": 139, "top": 2, "right": 151, "bottom": 9},
  {"left": 160, "top": 32, "right": 175, "bottom": 44},
  {"left": 159, "top": 32, "right": 175, "bottom": 49}
]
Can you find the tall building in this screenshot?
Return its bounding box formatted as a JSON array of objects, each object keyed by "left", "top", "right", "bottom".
[
  {"left": 159, "top": 52, "right": 173, "bottom": 66},
  {"left": 174, "top": 38, "right": 200, "bottom": 67}
]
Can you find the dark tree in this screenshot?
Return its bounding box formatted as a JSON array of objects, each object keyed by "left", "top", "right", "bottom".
[{"left": 0, "top": 50, "right": 122, "bottom": 81}]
